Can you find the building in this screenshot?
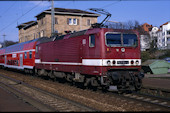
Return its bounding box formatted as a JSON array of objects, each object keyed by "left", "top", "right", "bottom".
[
  {"left": 17, "top": 8, "right": 100, "bottom": 43},
  {"left": 140, "top": 35, "right": 150, "bottom": 51},
  {"left": 157, "top": 29, "right": 163, "bottom": 49},
  {"left": 141, "top": 23, "right": 153, "bottom": 33},
  {"left": 157, "top": 21, "right": 170, "bottom": 49},
  {"left": 149, "top": 26, "right": 159, "bottom": 48}
]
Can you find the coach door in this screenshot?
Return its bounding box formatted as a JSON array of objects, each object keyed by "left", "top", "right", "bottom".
[
  {"left": 5, "top": 55, "right": 7, "bottom": 65},
  {"left": 20, "top": 54, "right": 23, "bottom": 67}
]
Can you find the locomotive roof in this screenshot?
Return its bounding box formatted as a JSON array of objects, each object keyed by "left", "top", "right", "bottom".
[
  {"left": 36, "top": 28, "right": 139, "bottom": 45},
  {"left": 36, "top": 37, "right": 55, "bottom": 44},
  {"left": 36, "top": 30, "right": 88, "bottom": 45}
]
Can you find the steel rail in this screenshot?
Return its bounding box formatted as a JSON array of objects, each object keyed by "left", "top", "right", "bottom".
[
  {"left": 0, "top": 81, "right": 56, "bottom": 112},
  {"left": 0, "top": 74, "right": 98, "bottom": 112}
]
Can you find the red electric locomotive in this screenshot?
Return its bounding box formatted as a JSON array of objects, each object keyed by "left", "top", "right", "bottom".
[{"left": 34, "top": 28, "right": 144, "bottom": 91}]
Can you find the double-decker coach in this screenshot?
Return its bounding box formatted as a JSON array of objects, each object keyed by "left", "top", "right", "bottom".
[{"left": 0, "top": 39, "right": 39, "bottom": 73}]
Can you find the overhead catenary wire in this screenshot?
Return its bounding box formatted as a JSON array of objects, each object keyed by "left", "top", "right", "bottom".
[
  {"left": 100, "top": 0, "right": 121, "bottom": 9},
  {"left": 0, "top": 1, "right": 43, "bottom": 33},
  {"left": 0, "top": 1, "right": 17, "bottom": 18}
]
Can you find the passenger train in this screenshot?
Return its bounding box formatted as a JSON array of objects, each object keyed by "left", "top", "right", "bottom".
[{"left": 0, "top": 28, "right": 144, "bottom": 92}]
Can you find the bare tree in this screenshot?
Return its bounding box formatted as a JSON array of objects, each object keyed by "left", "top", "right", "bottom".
[
  {"left": 1, "top": 40, "right": 18, "bottom": 48},
  {"left": 106, "top": 20, "right": 141, "bottom": 30}
]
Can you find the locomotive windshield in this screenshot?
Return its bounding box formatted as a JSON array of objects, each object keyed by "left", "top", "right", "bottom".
[{"left": 105, "top": 33, "right": 138, "bottom": 47}]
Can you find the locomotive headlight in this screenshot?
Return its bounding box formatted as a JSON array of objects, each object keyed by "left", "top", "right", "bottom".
[
  {"left": 135, "top": 60, "right": 139, "bottom": 65},
  {"left": 112, "top": 60, "right": 116, "bottom": 65},
  {"left": 131, "top": 60, "right": 134, "bottom": 65},
  {"left": 107, "top": 60, "right": 111, "bottom": 65}
]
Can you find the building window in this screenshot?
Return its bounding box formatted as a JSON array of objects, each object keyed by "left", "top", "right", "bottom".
[
  {"left": 73, "top": 18, "right": 77, "bottom": 25},
  {"left": 167, "top": 30, "right": 170, "bottom": 35},
  {"left": 25, "top": 36, "right": 28, "bottom": 42},
  {"left": 40, "top": 30, "right": 44, "bottom": 37},
  {"left": 89, "top": 34, "right": 95, "bottom": 47},
  {"left": 67, "top": 18, "right": 79, "bottom": 25},
  {"left": 68, "top": 18, "right": 72, "bottom": 25},
  {"left": 41, "top": 18, "right": 43, "bottom": 25},
  {"left": 87, "top": 19, "right": 91, "bottom": 26},
  {"left": 34, "top": 33, "right": 36, "bottom": 39},
  {"left": 38, "top": 32, "right": 40, "bottom": 38},
  {"left": 55, "top": 17, "right": 58, "bottom": 24},
  {"left": 168, "top": 38, "right": 170, "bottom": 41}
]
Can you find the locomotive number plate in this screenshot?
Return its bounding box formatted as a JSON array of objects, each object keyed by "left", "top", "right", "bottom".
[{"left": 117, "top": 61, "right": 129, "bottom": 64}]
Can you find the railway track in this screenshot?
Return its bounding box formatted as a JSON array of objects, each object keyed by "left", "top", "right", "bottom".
[
  {"left": 123, "top": 92, "right": 170, "bottom": 110},
  {"left": 0, "top": 69, "right": 170, "bottom": 111},
  {"left": 141, "top": 87, "right": 170, "bottom": 99},
  {"left": 87, "top": 89, "right": 170, "bottom": 111},
  {"left": 0, "top": 74, "right": 97, "bottom": 112}
]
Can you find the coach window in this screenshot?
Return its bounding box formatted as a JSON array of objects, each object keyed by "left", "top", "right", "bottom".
[
  {"left": 29, "top": 51, "right": 32, "bottom": 59},
  {"left": 24, "top": 52, "right": 27, "bottom": 59},
  {"left": 89, "top": 34, "right": 95, "bottom": 47}
]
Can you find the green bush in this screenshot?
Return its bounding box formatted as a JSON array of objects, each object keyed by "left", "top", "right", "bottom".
[
  {"left": 141, "top": 51, "right": 152, "bottom": 63},
  {"left": 158, "top": 50, "right": 170, "bottom": 59}
]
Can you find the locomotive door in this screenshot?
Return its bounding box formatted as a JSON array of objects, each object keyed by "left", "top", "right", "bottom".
[
  {"left": 20, "top": 54, "right": 23, "bottom": 67},
  {"left": 81, "top": 38, "right": 87, "bottom": 60}
]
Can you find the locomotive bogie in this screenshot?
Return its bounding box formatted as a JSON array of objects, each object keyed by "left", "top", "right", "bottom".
[{"left": 106, "top": 69, "right": 143, "bottom": 91}]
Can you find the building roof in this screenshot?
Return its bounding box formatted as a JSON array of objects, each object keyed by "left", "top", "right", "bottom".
[
  {"left": 35, "top": 7, "right": 100, "bottom": 18},
  {"left": 23, "top": 21, "right": 38, "bottom": 30},
  {"left": 141, "top": 23, "right": 153, "bottom": 33},
  {"left": 17, "top": 8, "right": 100, "bottom": 30},
  {"left": 16, "top": 21, "right": 37, "bottom": 29},
  {"left": 160, "top": 21, "right": 170, "bottom": 27},
  {"left": 142, "top": 23, "right": 150, "bottom": 26}
]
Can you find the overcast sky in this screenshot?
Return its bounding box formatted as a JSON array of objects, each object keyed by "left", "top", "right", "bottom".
[{"left": 0, "top": 0, "right": 170, "bottom": 42}]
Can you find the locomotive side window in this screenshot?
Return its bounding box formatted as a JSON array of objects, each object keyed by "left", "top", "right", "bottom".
[
  {"left": 36, "top": 46, "right": 38, "bottom": 53},
  {"left": 89, "top": 34, "right": 95, "bottom": 47},
  {"left": 29, "top": 51, "right": 32, "bottom": 59},
  {"left": 123, "top": 34, "right": 138, "bottom": 47},
  {"left": 106, "top": 33, "right": 121, "bottom": 47}
]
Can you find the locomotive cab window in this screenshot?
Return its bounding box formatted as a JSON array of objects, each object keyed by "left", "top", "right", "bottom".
[
  {"left": 89, "top": 34, "right": 95, "bottom": 47},
  {"left": 123, "top": 34, "right": 138, "bottom": 47},
  {"left": 106, "top": 33, "right": 121, "bottom": 47},
  {"left": 105, "top": 33, "right": 138, "bottom": 47}
]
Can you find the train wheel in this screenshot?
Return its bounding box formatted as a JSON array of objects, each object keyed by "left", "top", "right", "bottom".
[
  {"left": 102, "top": 86, "right": 108, "bottom": 93},
  {"left": 75, "top": 82, "right": 86, "bottom": 89},
  {"left": 135, "top": 77, "right": 142, "bottom": 91},
  {"left": 90, "top": 77, "right": 99, "bottom": 91}
]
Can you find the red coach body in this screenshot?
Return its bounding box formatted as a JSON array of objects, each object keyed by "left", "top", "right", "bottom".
[{"left": 0, "top": 39, "right": 38, "bottom": 71}]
